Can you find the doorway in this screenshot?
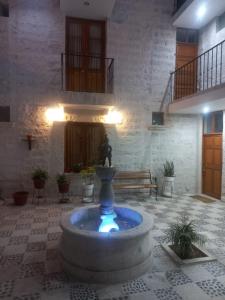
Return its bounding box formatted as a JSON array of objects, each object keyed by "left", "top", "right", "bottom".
[
  {"left": 202, "top": 111, "right": 223, "bottom": 199},
  {"left": 65, "top": 17, "right": 106, "bottom": 92},
  {"left": 64, "top": 122, "right": 106, "bottom": 171},
  {"left": 175, "top": 28, "right": 198, "bottom": 100}
]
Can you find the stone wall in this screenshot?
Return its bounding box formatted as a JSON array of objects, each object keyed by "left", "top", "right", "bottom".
[
  {"left": 199, "top": 18, "right": 225, "bottom": 54},
  {"left": 0, "top": 0, "right": 201, "bottom": 197}
]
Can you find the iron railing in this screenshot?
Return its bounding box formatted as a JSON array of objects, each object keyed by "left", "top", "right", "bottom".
[
  {"left": 61, "top": 53, "right": 114, "bottom": 93},
  {"left": 172, "top": 39, "right": 225, "bottom": 101},
  {"left": 160, "top": 39, "right": 225, "bottom": 111},
  {"left": 160, "top": 74, "right": 173, "bottom": 113}
]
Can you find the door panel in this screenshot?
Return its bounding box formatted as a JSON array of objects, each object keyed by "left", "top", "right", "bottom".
[
  {"left": 66, "top": 18, "right": 105, "bottom": 92},
  {"left": 64, "top": 122, "right": 105, "bottom": 170},
  {"left": 175, "top": 43, "right": 198, "bottom": 99},
  {"left": 202, "top": 134, "right": 222, "bottom": 199}
]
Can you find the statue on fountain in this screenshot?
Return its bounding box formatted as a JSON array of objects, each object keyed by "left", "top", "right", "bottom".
[{"left": 100, "top": 134, "right": 112, "bottom": 167}]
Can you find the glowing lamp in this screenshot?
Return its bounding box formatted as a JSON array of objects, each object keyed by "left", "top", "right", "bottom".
[
  {"left": 203, "top": 106, "right": 209, "bottom": 114},
  {"left": 45, "top": 106, "right": 64, "bottom": 122},
  {"left": 197, "top": 4, "right": 206, "bottom": 19},
  {"left": 104, "top": 110, "right": 123, "bottom": 124},
  {"left": 98, "top": 212, "right": 119, "bottom": 233}
]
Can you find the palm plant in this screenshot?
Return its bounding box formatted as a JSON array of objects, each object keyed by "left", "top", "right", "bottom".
[
  {"left": 163, "top": 161, "right": 175, "bottom": 177},
  {"left": 166, "top": 215, "right": 206, "bottom": 259}
]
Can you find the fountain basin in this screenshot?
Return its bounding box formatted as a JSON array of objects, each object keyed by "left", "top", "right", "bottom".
[{"left": 60, "top": 205, "right": 154, "bottom": 283}]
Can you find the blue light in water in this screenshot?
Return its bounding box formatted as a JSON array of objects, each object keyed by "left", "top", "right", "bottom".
[{"left": 98, "top": 212, "right": 119, "bottom": 233}]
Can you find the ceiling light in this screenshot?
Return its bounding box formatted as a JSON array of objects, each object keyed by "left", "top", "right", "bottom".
[
  {"left": 203, "top": 106, "right": 209, "bottom": 114},
  {"left": 197, "top": 4, "right": 206, "bottom": 19}
]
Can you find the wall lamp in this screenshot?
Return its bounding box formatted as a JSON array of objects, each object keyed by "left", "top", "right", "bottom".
[
  {"left": 104, "top": 109, "right": 123, "bottom": 125},
  {"left": 45, "top": 106, "right": 65, "bottom": 122}
]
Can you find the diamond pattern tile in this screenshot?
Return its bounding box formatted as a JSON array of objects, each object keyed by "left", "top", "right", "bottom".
[{"left": 1, "top": 195, "right": 225, "bottom": 299}]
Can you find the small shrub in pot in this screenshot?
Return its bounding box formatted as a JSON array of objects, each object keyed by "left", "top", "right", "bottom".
[
  {"left": 163, "top": 161, "right": 175, "bottom": 177},
  {"left": 166, "top": 215, "right": 206, "bottom": 259},
  {"left": 56, "top": 173, "right": 70, "bottom": 194},
  {"left": 32, "top": 168, "right": 48, "bottom": 189}
]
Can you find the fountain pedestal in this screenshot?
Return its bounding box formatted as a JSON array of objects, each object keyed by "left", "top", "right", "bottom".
[{"left": 96, "top": 166, "right": 116, "bottom": 215}]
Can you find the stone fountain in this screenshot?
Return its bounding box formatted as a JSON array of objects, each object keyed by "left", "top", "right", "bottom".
[{"left": 60, "top": 136, "right": 154, "bottom": 283}]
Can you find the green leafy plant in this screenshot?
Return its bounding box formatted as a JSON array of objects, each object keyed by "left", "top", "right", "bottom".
[
  {"left": 32, "top": 168, "right": 48, "bottom": 181},
  {"left": 80, "top": 167, "right": 96, "bottom": 185},
  {"left": 72, "top": 163, "right": 83, "bottom": 173},
  {"left": 56, "top": 173, "right": 69, "bottom": 184},
  {"left": 166, "top": 215, "right": 206, "bottom": 259},
  {"left": 163, "top": 161, "right": 175, "bottom": 177}
]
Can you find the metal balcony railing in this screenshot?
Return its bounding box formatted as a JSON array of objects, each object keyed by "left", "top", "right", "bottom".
[
  {"left": 61, "top": 53, "right": 114, "bottom": 94},
  {"left": 160, "top": 39, "right": 225, "bottom": 111}
]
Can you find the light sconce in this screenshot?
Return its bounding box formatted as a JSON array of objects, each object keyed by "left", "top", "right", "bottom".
[
  {"left": 203, "top": 106, "right": 209, "bottom": 114},
  {"left": 45, "top": 106, "right": 65, "bottom": 122},
  {"left": 197, "top": 4, "right": 206, "bottom": 19},
  {"left": 104, "top": 109, "right": 123, "bottom": 125}
]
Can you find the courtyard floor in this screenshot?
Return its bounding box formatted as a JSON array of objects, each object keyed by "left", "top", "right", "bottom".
[{"left": 1, "top": 194, "right": 225, "bottom": 299}]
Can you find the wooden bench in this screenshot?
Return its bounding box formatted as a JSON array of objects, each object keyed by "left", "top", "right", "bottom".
[{"left": 113, "top": 170, "right": 158, "bottom": 200}]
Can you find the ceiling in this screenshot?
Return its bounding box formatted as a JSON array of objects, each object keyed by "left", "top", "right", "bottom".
[
  {"left": 60, "top": 0, "right": 116, "bottom": 20},
  {"left": 173, "top": 0, "right": 225, "bottom": 29}
]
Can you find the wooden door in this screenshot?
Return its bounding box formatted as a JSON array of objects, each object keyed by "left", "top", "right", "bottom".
[
  {"left": 202, "top": 134, "right": 222, "bottom": 199},
  {"left": 64, "top": 122, "right": 106, "bottom": 171},
  {"left": 175, "top": 43, "right": 198, "bottom": 99},
  {"left": 66, "top": 18, "right": 105, "bottom": 92}
]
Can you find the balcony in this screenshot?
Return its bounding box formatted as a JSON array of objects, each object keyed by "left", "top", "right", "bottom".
[
  {"left": 161, "top": 39, "right": 225, "bottom": 114},
  {"left": 61, "top": 53, "right": 114, "bottom": 94}
]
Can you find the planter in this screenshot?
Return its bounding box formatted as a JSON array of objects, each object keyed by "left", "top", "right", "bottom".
[
  {"left": 58, "top": 182, "right": 70, "bottom": 194},
  {"left": 162, "top": 176, "right": 175, "bottom": 197},
  {"left": 83, "top": 183, "right": 94, "bottom": 197},
  {"left": 162, "top": 243, "right": 216, "bottom": 265},
  {"left": 13, "top": 191, "right": 29, "bottom": 206},
  {"left": 33, "top": 179, "right": 45, "bottom": 189}
]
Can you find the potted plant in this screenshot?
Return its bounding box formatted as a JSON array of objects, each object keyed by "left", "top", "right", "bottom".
[
  {"left": 56, "top": 173, "right": 70, "bottom": 194},
  {"left": 32, "top": 168, "right": 48, "bottom": 189},
  {"left": 72, "top": 163, "right": 83, "bottom": 173},
  {"left": 162, "top": 215, "right": 213, "bottom": 264},
  {"left": 80, "top": 166, "right": 95, "bottom": 203},
  {"left": 162, "top": 160, "right": 175, "bottom": 197},
  {"left": 13, "top": 191, "right": 29, "bottom": 206}
]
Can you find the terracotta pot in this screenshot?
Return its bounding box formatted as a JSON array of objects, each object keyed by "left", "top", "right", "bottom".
[
  {"left": 33, "top": 179, "right": 45, "bottom": 189},
  {"left": 13, "top": 191, "right": 29, "bottom": 206},
  {"left": 58, "top": 182, "right": 70, "bottom": 194}
]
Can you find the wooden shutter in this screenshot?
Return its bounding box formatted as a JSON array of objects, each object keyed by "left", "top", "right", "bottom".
[
  {"left": 64, "top": 122, "right": 106, "bottom": 170},
  {"left": 65, "top": 18, "right": 106, "bottom": 92}
]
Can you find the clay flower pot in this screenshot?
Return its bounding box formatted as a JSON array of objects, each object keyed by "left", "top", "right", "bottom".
[
  {"left": 13, "top": 191, "right": 29, "bottom": 206},
  {"left": 33, "top": 179, "right": 45, "bottom": 189},
  {"left": 58, "top": 182, "right": 70, "bottom": 194}
]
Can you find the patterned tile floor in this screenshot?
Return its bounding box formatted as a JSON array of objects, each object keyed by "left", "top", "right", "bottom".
[{"left": 1, "top": 194, "right": 225, "bottom": 299}]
